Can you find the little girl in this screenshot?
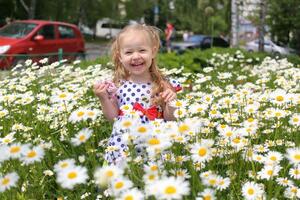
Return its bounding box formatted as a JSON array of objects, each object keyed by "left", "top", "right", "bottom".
[{"left": 93, "top": 24, "right": 182, "bottom": 165}]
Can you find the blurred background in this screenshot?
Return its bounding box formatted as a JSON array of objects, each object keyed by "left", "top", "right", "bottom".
[{"left": 0, "top": 0, "right": 299, "bottom": 56}]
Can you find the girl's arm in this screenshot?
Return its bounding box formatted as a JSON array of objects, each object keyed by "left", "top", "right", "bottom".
[
  {"left": 93, "top": 82, "right": 119, "bottom": 122},
  {"left": 160, "top": 81, "right": 177, "bottom": 121}
]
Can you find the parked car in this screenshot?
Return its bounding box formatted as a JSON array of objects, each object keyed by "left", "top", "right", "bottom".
[
  {"left": 0, "top": 20, "right": 85, "bottom": 69},
  {"left": 171, "top": 34, "right": 229, "bottom": 54},
  {"left": 245, "top": 39, "right": 296, "bottom": 56}
]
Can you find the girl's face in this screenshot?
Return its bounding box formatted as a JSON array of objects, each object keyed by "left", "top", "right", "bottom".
[{"left": 119, "top": 30, "right": 155, "bottom": 81}]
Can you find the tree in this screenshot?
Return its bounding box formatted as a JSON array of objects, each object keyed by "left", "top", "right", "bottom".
[{"left": 267, "top": 0, "right": 300, "bottom": 49}]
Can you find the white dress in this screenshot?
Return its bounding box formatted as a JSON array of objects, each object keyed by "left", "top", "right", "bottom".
[{"left": 104, "top": 79, "right": 181, "bottom": 164}]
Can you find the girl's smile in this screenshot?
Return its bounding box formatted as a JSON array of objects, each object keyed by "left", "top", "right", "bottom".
[{"left": 119, "top": 30, "right": 155, "bottom": 83}]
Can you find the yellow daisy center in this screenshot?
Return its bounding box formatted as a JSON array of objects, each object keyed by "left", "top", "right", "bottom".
[
  {"left": 148, "top": 138, "right": 160, "bottom": 145},
  {"left": 209, "top": 179, "right": 216, "bottom": 185},
  {"left": 198, "top": 148, "right": 207, "bottom": 157},
  {"left": 137, "top": 127, "right": 147, "bottom": 133},
  {"left": 149, "top": 174, "right": 156, "bottom": 180},
  {"left": 233, "top": 138, "right": 241, "bottom": 144},
  {"left": 226, "top": 131, "right": 233, "bottom": 137},
  {"left": 123, "top": 121, "right": 132, "bottom": 128},
  {"left": 293, "top": 118, "right": 299, "bottom": 123},
  {"left": 79, "top": 135, "right": 86, "bottom": 141},
  {"left": 115, "top": 182, "right": 124, "bottom": 189},
  {"left": 106, "top": 170, "right": 114, "bottom": 177},
  {"left": 270, "top": 156, "right": 277, "bottom": 161},
  {"left": 294, "top": 154, "right": 300, "bottom": 161},
  {"left": 61, "top": 163, "right": 68, "bottom": 168},
  {"left": 10, "top": 146, "right": 20, "bottom": 154},
  {"left": 247, "top": 188, "right": 254, "bottom": 195},
  {"left": 204, "top": 196, "right": 212, "bottom": 200},
  {"left": 1, "top": 178, "right": 10, "bottom": 185},
  {"left": 248, "top": 118, "right": 254, "bottom": 122},
  {"left": 124, "top": 195, "right": 134, "bottom": 200},
  {"left": 175, "top": 101, "right": 182, "bottom": 107},
  {"left": 59, "top": 93, "right": 67, "bottom": 98},
  {"left": 179, "top": 124, "right": 189, "bottom": 133},
  {"left": 67, "top": 171, "right": 77, "bottom": 179},
  {"left": 165, "top": 186, "right": 177, "bottom": 194},
  {"left": 77, "top": 111, "right": 85, "bottom": 117},
  {"left": 27, "top": 150, "right": 37, "bottom": 158},
  {"left": 150, "top": 165, "right": 158, "bottom": 171},
  {"left": 267, "top": 170, "right": 273, "bottom": 176},
  {"left": 276, "top": 96, "right": 284, "bottom": 102},
  {"left": 87, "top": 111, "right": 95, "bottom": 116}
]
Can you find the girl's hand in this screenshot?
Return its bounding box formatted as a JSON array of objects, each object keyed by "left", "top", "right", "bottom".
[
  {"left": 93, "top": 82, "right": 109, "bottom": 100},
  {"left": 160, "top": 88, "right": 176, "bottom": 103}
]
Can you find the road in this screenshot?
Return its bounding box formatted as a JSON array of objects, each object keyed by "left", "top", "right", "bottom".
[{"left": 85, "top": 42, "right": 110, "bottom": 61}]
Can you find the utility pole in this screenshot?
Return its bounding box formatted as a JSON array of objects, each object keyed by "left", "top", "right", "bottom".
[
  {"left": 231, "top": 0, "right": 239, "bottom": 47},
  {"left": 258, "top": 0, "right": 266, "bottom": 52}
]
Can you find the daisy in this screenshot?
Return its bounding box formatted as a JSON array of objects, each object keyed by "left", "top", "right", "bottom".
[
  {"left": 170, "top": 169, "right": 191, "bottom": 180},
  {"left": 130, "top": 123, "right": 152, "bottom": 140},
  {"left": 155, "top": 176, "right": 190, "bottom": 200},
  {"left": 190, "top": 139, "right": 214, "bottom": 163},
  {"left": 284, "top": 185, "right": 299, "bottom": 199},
  {"left": 116, "top": 188, "right": 144, "bottom": 200},
  {"left": 51, "top": 91, "right": 74, "bottom": 103},
  {"left": 68, "top": 108, "right": 88, "bottom": 123},
  {"left": 86, "top": 109, "right": 100, "bottom": 121},
  {"left": 56, "top": 165, "right": 88, "bottom": 189},
  {"left": 119, "top": 104, "right": 133, "bottom": 115},
  {"left": 110, "top": 177, "right": 133, "bottom": 196},
  {"left": 270, "top": 89, "right": 290, "bottom": 105},
  {"left": 20, "top": 145, "right": 45, "bottom": 165},
  {"left": 289, "top": 165, "right": 300, "bottom": 179},
  {"left": 173, "top": 108, "right": 187, "bottom": 118},
  {"left": 258, "top": 165, "right": 281, "bottom": 180},
  {"left": 54, "top": 159, "right": 76, "bottom": 172},
  {"left": 8, "top": 143, "right": 29, "bottom": 159},
  {"left": 241, "top": 181, "right": 264, "bottom": 200},
  {"left": 0, "top": 109, "right": 8, "bottom": 118},
  {"left": 169, "top": 99, "right": 187, "bottom": 108},
  {"left": 197, "top": 188, "right": 216, "bottom": 200},
  {"left": 143, "top": 172, "right": 159, "bottom": 184},
  {"left": 71, "top": 128, "right": 93, "bottom": 146},
  {"left": 0, "top": 172, "right": 19, "bottom": 192},
  {"left": 289, "top": 114, "right": 300, "bottom": 126},
  {"left": 264, "top": 151, "right": 283, "bottom": 165},
  {"left": 0, "top": 145, "right": 9, "bottom": 162},
  {"left": 276, "top": 177, "right": 293, "bottom": 187},
  {"left": 286, "top": 147, "right": 300, "bottom": 166},
  {"left": 0, "top": 132, "right": 15, "bottom": 145},
  {"left": 216, "top": 177, "right": 231, "bottom": 191},
  {"left": 94, "top": 165, "right": 124, "bottom": 187},
  {"left": 145, "top": 134, "right": 172, "bottom": 156}
]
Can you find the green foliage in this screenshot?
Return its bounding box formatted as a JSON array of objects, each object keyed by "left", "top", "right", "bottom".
[{"left": 267, "top": 0, "right": 300, "bottom": 50}]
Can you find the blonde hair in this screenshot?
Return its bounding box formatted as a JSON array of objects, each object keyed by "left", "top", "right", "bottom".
[{"left": 111, "top": 24, "right": 171, "bottom": 106}]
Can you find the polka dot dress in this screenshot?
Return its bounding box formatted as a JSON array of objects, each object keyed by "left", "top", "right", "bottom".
[{"left": 104, "top": 79, "right": 181, "bottom": 164}]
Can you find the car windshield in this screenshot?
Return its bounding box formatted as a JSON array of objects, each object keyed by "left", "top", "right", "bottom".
[
  {"left": 0, "top": 22, "right": 37, "bottom": 38},
  {"left": 187, "top": 35, "right": 204, "bottom": 43}
]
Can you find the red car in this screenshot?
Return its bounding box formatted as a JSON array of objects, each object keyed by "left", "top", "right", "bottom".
[{"left": 0, "top": 20, "right": 85, "bottom": 69}]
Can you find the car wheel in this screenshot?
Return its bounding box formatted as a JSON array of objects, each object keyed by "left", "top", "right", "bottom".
[
  {"left": 74, "top": 52, "right": 86, "bottom": 61},
  {"left": 105, "top": 33, "right": 112, "bottom": 40},
  {"left": 12, "top": 56, "right": 27, "bottom": 70},
  {"left": 273, "top": 51, "right": 281, "bottom": 57}
]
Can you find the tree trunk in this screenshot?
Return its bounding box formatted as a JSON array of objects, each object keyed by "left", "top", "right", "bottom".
[{"left": 19, "top": 0, "right": 36, "bottom": 19}]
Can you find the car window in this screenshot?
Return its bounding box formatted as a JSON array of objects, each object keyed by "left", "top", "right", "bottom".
[
  {"left": 213, "top": 38, "right": 229, "bottom": 47},
  {"left": 58, "top": 25, "right": 75, "bottom": 39},
  {"left": 37, "top": 25, "right": 55, "bottom": 39},
  {"left": 202, "top": 38, "right": 211, "bottom": 45},
  {"left": 0, "top": 22, "right": 37, "bottom": 38},
  {"left": 187, "top": 35, "right": 204, "bottom": 43}
]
